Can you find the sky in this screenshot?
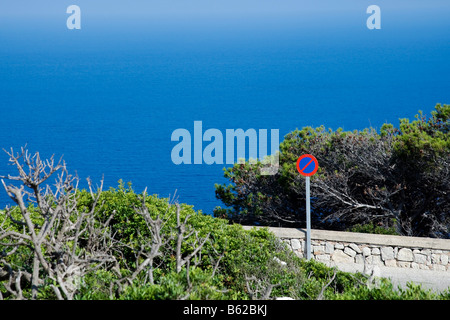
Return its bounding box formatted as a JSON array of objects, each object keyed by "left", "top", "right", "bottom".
[
  {"left": 1, "top": 0, "right": 449, "bottom": 55},
  {"left": 1, "top": 1, "right": 449, "bottom": 23}
]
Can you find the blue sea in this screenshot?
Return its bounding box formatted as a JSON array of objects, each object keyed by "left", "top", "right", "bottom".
[{"left": 1, "top": 1, "right": 450, "bottom": 214}]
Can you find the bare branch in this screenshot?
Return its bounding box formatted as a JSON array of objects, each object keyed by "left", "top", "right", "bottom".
[{"left": 0, "top": 147, "right": 115, "bottom": 299}]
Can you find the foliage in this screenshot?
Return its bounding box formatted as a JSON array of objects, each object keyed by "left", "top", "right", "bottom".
[
  {"left": 1, "top": 180, "right": 309, "bottom": 300},
  {"left": 74, "top": 185, "right": 309, "bottom": 299},
  {"left": 214, "top": 104, "right": 450, "bottom": 238},
  {"left": 349, "top": 221, "right": 398, "bottom": 235},
  {"left": 1, "top": 150, "right": 449, "bottom": 301},
  {"left": 2, "top": 187, "right": 449, "bottom": 300}
]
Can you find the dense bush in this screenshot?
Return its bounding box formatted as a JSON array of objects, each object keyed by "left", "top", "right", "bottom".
[
  {"left": 3, "top": 185, "right": 449, "bottom": 300},
  {"left": 73, "top": 183, "right": 310, "bottom": 300},
  {"left": 349, "top": 222, "right": 398, "bottom": 235},
  {"left": 1, "top": 180, "right": 311, "bottom": 300},
  {"left": 214, "top": 104, "right": 450, "bottom": 238},
  {"left": 54, "top": 185, "right": 450, "bottom": 301}
]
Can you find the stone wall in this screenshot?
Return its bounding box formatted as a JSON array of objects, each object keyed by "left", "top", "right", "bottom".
[{"left": 243, "top": 226, "right": 450, "bottom": 271}]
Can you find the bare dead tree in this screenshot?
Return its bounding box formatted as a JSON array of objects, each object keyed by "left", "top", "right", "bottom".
[
  {"left": 0, "top": 147, "right": 117, "bottom": 300},
  {"left": 244, "top": 275, "right": 280, "bottom": 300},
  {"left": 316, "top": 269, "right": 337, "bottom": 300},
  {"left": 174, "top": 203, "right": 210, "bottom": 274},
  {"left": 127, "top": 188, "right": 165, "bottom": 285},
  {"left": 0, "top": 147, "right": 225, "bottom": 300}
]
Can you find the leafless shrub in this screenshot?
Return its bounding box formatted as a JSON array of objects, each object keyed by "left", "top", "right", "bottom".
[{"left": 0, "top": 147, "right": 117, "bottom": 299}]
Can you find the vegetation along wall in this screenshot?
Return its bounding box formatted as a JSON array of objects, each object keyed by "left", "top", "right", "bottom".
[{"left": 244, "top": 226, "right": 450, "bottom": 271}]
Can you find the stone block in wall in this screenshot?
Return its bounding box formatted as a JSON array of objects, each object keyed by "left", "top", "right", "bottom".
[
  {"left": 313, "top": 245, "right": 325, "bottom": 255},
  {"left": 332, "top": 249, "right": 354, "bottom": 263},
  {"left": 381, "top": 247, "right": 394, "bottom": 261},
  {"left": 385, "top": 259, "right": 397, "bottom": 267},
  {"left": 344, "top": 247, "right": 357, "bottom": 258},
  {"left": 349, "top": 243, "right": 361, "bottom": 254},
  {"left": 371, "top": 247, "right": 380, "bottom": 255},
  {"left": 291, "top": 239, "right": 301, "bottom": 251},
  {"left": 441, "top": 254, "right": 449, "bottom": 265},
  {"left": 397, "top": 248, "right": 413, "bottom": 262},
  {"left": 335, "top": 243, "right": 344, "bottom": 250},
  {"left": 413, "top": 253, "right": 427, "bottom": 264},
  {"left": 325, "top": 242, "right": 334, "bottom": 254},
  {"left": 362, "top": 247, "right": 371, "bottom": 257}
]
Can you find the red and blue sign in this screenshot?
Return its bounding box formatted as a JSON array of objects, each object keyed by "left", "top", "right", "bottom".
[{"left": 296, "top": 154, "right": 319, "bottom": 177}]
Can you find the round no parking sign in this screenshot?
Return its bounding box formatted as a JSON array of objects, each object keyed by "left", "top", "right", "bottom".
[{"left": 296, "top": 154, "right": 319, "bottom": 177}]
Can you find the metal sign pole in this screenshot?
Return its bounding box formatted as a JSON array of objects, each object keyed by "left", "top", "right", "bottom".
[
  {"left": 296, "top": 154, "right": 318, "bottom": 261},
  {"left": 305, "top": 176, "right": 311, "bottom": 260}
]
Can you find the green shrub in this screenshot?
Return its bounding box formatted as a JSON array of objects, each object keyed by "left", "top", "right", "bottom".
[
  {"left": 119, "top": 267, "right": 229, "bottom": 300},
  {"left": 349, "top": 221, "right": 398, "bottom": 235},
  {"left": 3, "top": 183, "right": 449, "bottom": 300}
]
